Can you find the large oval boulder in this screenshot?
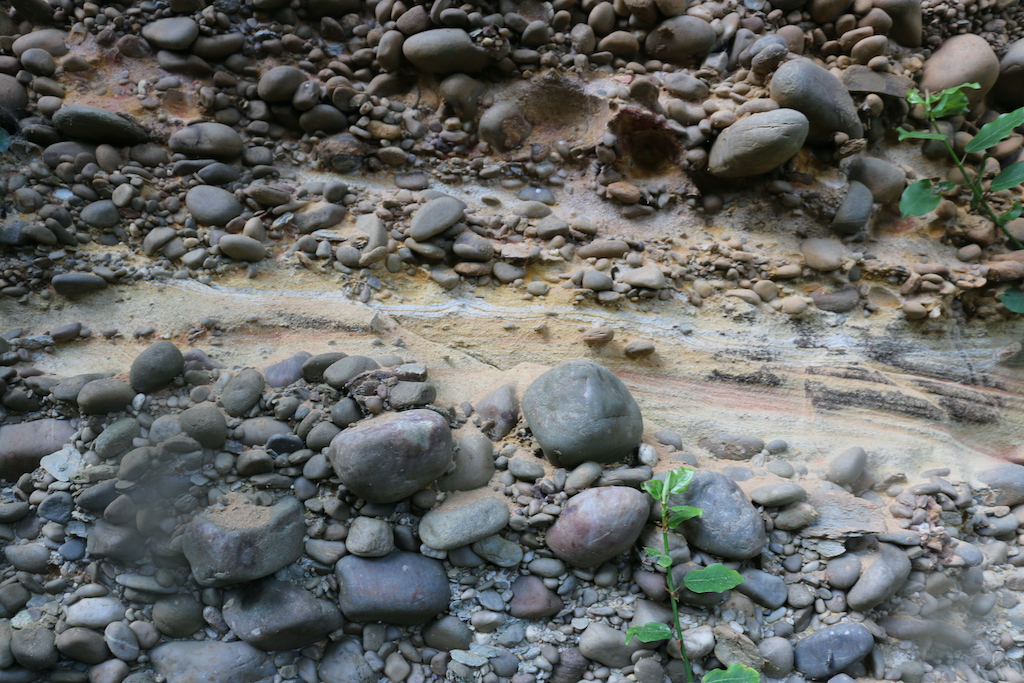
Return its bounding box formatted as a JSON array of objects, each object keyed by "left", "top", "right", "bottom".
[
  {"left": 223, "top": 579, "right": 343, "bottom": 651},
  {"left": 545, "top": 487, "right": 650, "bottom": 568},
  {"left": 670, "top": 469, "right": 766, "bottom": 559},
  {"left": 151, "top": 641, "right": 275, "bottom": 683},
  {"left": 643, "top": 16, "right": 716, "bottom": 64},
  {"left": 52, "top": 105, "right": 148, "bottom": 145},
  {"left": 335, "top": 552, "right": 449, "bottom": 625},
  {"left": 846, "top": 543, "right": 911, "bottom": 611},
  {"left": 793, "top": 623, "right": 873, "bottom": 680},
  {"left": 402, "top": 29, "right": 490, "bottom": 73},
  {"left": 328, "top": 409, "right": 453, "bottom": 503},
  {"left": 130, "top": 340, "right": 184, "bottom": 394},
  {"left": 521, "top": 361, "right": 643, "bottom": 469},
  {"left": 707, "top": 109, "right": 809, "bottom": 178},
  {"left": 182, "top": 494, "right": 305, "bottom": 587},
  {"left": 770, "top": 59, "right": 863, "bottom": 143},
  {"left": 919, "top": 34, "right": 998, "bottom": 107}
]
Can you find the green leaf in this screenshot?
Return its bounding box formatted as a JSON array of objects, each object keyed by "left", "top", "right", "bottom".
[
  {"left": 1000, "top": 287, "right": 1024, "bottom": 314},
  {"left": 625, "top": 622, "right": 672, "bottom": 644},
  {"left": 702, "top": 662, "right": 762, "bottom": 683},
  {"left": 683, "top": 564, "right": 745, "bottom": 594},
  {"left": 667, "top": 506, "right": 703, "bottom": 528},
  {"left": 642, "top": 479, "right": 664, "bottom": 501},
  {"left": 992, "top": 161, "right": 1024, "bottom": 192},
  {"left": 907, "top": 90, "right": 925, "bottom": 105},
  {"left": 0, "top": 128, "right": 10, "bottom": 154},
  {"left": 897, "top": 128, "right": 948, "bottom": 142},
  {"left": 966, "top": 106, "right": 1024, "bottom": 153},
  {"left": 644, "top": 547, "right": 672, "bottom": 568},
  {"left": 664, "top": 467, "right": 694, "bottom": 496},
  {"left": 900, "top": 179, "right": 943, "bottom": 217},
  {"left": 998, "top": 200, "right": 1023, "bottom": 225},
  {"left": 931, "top": 86, "right": 973, "bottom": 118}
]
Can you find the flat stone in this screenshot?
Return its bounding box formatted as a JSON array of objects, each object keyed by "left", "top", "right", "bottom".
[
  {"left": 749, "top": 483, "right": 807, "bottom": 507},
  {"left": 419, "top": 496, "right": 510, "bottom": 551},
  {"left": 52, "top": 105, "right": 147, "bottom": 145}
]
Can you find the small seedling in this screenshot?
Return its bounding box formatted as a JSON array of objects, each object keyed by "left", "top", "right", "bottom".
[
  {"left": 897, "top": 83, "right": 1024, "bottom": 312},
  {"left": 625, "top": 467, "right": 759, "bottom": 683}
]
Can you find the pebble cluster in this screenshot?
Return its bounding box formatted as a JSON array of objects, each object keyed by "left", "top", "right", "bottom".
[{"left": 1, "top": 339, "right": 1024, "bottom": 683}]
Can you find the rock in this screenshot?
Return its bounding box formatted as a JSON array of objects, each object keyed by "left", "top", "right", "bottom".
[
  {"left": 319, "top": 638, "right": 376, "bottom": 683},
  {"left": 522, "top": 361, "right": 643, "bottom": 469},
  {"left": 51, "top": 272, "right": 108, "bottom": 297},
  {"left": 713, "top": 625, "right": 762, "bottom": 671},
  {"left": 423, "top": 616, "right": 472, "bottom": 651},
  {"left": 219, "top": 235, "right": 266, "bottom": 261},
  {"left": 708, "top": 108, "right": 809, "bottom": 178},
  {"left": 644, "top": 16, "right": 716, "bottom": 63},
  {"left": 0, "top": 75, "right": 28, "bottom": 115},
  {"left": 220, "top": 368, "right": 265, "bottom": 417},
  {"left": 302, "top": 352, "right": 348, "bottom": 382},
  {"left": 440, "top": 74, "right": 485, "bottom": 118},
  {"left": 472, "top": 535, "right": 523, "bottom": 567},
  {"left": 664, "top": 72, "right": 710, "bottom": 100},
  {"left": 847, "top": 543, "right": 911, "bottom": 611},
  {"left": 223, "top": 579, "right": 343, "bottom": 650},
  {"left": 873, "top": 0, "right": 921, "bottom": 46},
  {"left": 56, "top": 628, "right": 110, "bottom": 664},
  {"left": 793, "top": 623, "right": 874, "bottom": 680},
  {"left": 0, "top": 419, "right": 75, "bottom": 478},
  {"left": 419, "top": 496, "right": 510, "bottom": 551},
  {"left": 93, "top": 418, "right": 140, "bottom": 460},
  {"left": 995, "top": 38, "right": 1024, "bottom": 108},
  {"left": 770, "top": 59, "right": 863, "bottom": 143},
  {"left": 671, "top": 469, "right": 766, "bottom": 559},
  {"left": 141, "top": 17, "right": 198, "bottom": 50},
  {"left": 66, "top": 597, "right": 126, "bottom": 629},
  {"left": 151, "top": 642, "right": 275, "bottom": 683},
  {"left": 545, "top": 487, "right": 649, "bottom": 568},
  {"left": 86, "top": 520, "right": 143, "bottom": 561},
  {"left": 335, "top": 552, "right": 449, "bottom": 624},
  {"left": 750, "top": 483, "right": 807, "bottom": 507},
  {"left": 846, "top": 156, "right": 905, "bottom": 204},
  {"left": 832, "top": 181, "right": 873, "bottom": 235},
  {"left": 437, "top": 433, "right": 495, "bottom": 492},
  {"left": 169, "top": 122, "right": 243, "bottom": 160},
  {"left": 178, "top": 403, "right": 227, "bottom": 448},
  {"left": 182, "top": 494, "right": 306, "bottom": 587},
  {"left": 578, "top": 622, "right": 640, "bottom": 668},
  {"left": 774, "top": 501, "right": 819, "bottom": 530},
  {"left": 919, "top": 34, "right": 998, "bottom": 107},
  {"left": 130, "top": 341, "right": 183, "bottom": 393},
  {"left": 11, "top": 626, "right": 57, "bottom": 670},
  {"left": 257, "top": 65, "right": 307, "bottom": 102},
  {"left": 699, "top": 433, "right": 764, "bottom": 460},
  {"left": 78, "top": 379, "right": 134, "bottom": 414},
  {"left": 475, "top": 383, "right": 519, "bottom": 440},
  {"left": 409, "top": 196, "right": 465, "bottom": 241},
  {"left": 187, "top": 186, "right": 244, "bottom": 226},
  {"left": 811, "top": 285, "right": 860, "bottom": 313},
  {"left": 323, "top": 355, "right": 379, "bottom": 388},
  {"left": 105, "top": 621, "right": 140, "bottom": 661},
  {"left": 81, "top": 200, "right": 121, "bottom": 229},
  {"left": 52, "top": 105, "right": 148, "bottom": 145},
  {"left": 507, "top": 577, "right": 565, "bottom": 618},
  {"left": 975, "top": 464, "right": 1024, "bottom": 506},
  {"left": 4, "top": 543, "right": 50, "bottom": 572},
  {"left": 12, "top": 29, "right": 68, "bottom": 58},
  {"left": 152, "top": 594, "right": 205, "bottom": 637},
  {"left": 736, "top": 568, "right": 787, "bottom": 608},
  {"left": 801, "top": 238, "right": 844, "bottom": 271},
  {"left": 621, "top": 264, "right": 667, "bottom": 289},
  {"left": 328, "top": 409, "right": 453, "bottom": 503},
  {"left": 402, "top": 29, "right": 490, "bottom": 73},
  {"left": 827, "top": 446, "right": 867, "bottom": 485},
  {"left": 760, "top": 636, "right": 794, "bottom": 677},
  {"left": 345, "top": 517, "right": 394, "bottom": 557},
  {"left": 479, "top": 102, "right": 532, "bottom": 151}
]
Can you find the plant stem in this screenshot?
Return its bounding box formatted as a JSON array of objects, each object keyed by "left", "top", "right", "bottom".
[
  {"left": 661, "top": 495, "right": 693, "bottom": 683},
  {"left": 927, "top": 105, "right": 1024, "bottom": 250}
]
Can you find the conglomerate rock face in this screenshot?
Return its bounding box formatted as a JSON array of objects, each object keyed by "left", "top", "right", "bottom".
[{"left": 3, "top": 0, "right": 1024, "bottom": 682}]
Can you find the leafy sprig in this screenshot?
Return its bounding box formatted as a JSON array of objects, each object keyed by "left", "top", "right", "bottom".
[{"left": 625, "top": 468, "right": 757, "bottom": 683}]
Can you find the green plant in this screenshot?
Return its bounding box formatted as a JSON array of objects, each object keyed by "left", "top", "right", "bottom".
[
  {"left": 625, "top": 468, "right": 759, "bottom": 683},
  {"left": 898, "top": 83, "right": 1024, "bottom": 249},
  {"left": 898, "top": 83, "right": 1024, "bottom": 313}
]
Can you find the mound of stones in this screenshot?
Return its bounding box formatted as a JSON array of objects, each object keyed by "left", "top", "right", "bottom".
[
  {"left": 0, "top": 0, "right": 1023, "bottom": 324},
  {"left": 0, "top": 338, "right": 1023, "bottom": 683}
]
